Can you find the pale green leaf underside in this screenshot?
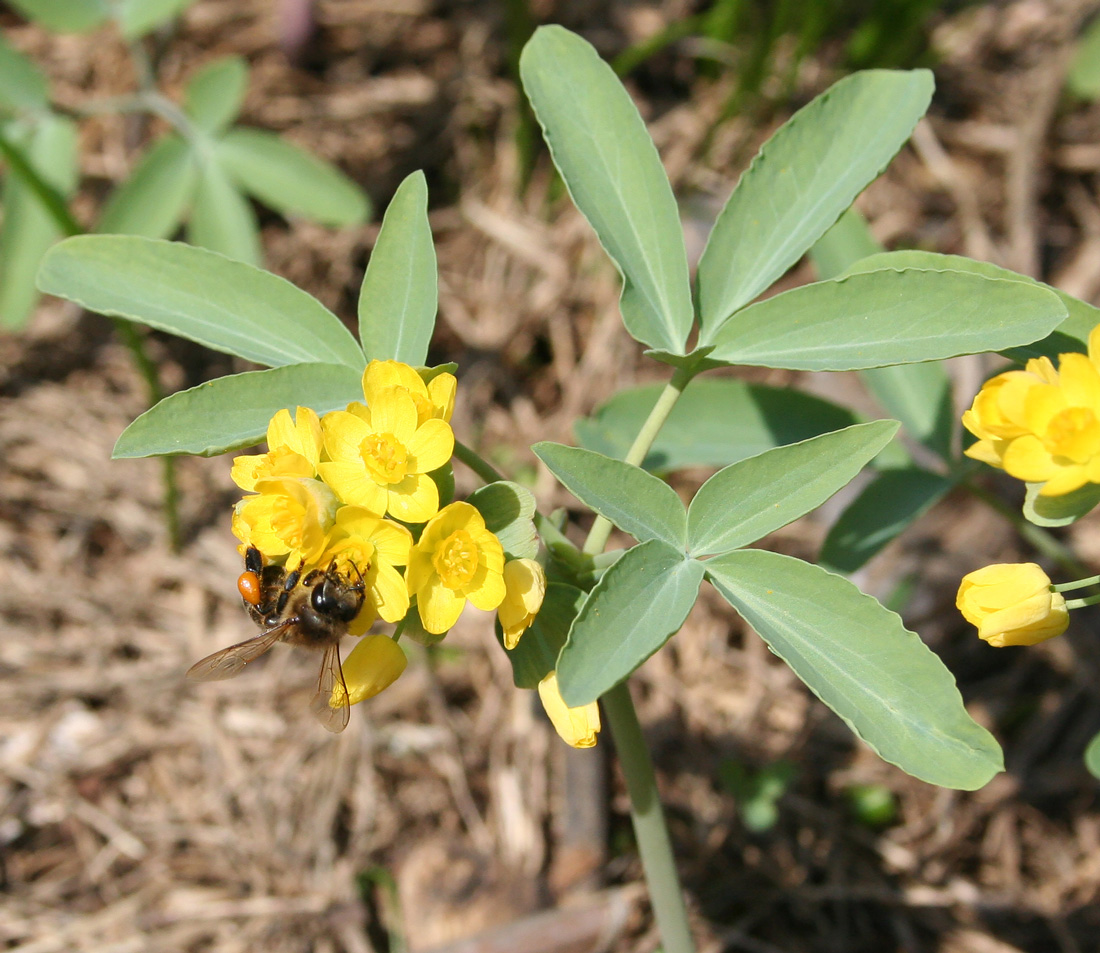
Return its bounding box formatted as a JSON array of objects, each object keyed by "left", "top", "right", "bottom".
[
  {"left": 520, "top": 25, "right": 693, "bottom": 354},
  {"left": 697, "top": 69, "right": 933, "bottom": 338},
  {"left": 113, "top": 363, "right": 363, "bottom": 458},
  {"left": 37, "top": 235, "right": 365, "bottom": 369},
  {"left": 216, "top": 128, "right": 369, "bottom": 227},
  {"left": 187, "top": 157, "right": 262, "bottom": 266},
  {"left": 687, "top": 420, "right": 898, "bottom": 556},
  {"left": 706, "top": 550, "right": 1003, "bottom": 790},
  {"left": 575, "top": 379, "right": 860, "bottom": 472},
  {"left": 1085, "top": 731, "right": 1100, "bottom": 780},
  {"left": 0, "top": 115, "right": 78, "bottom": 329},
  {"left": 534, "top": 442, "right": 687, "bottom": 547},
  {"left": 183, "top": 56, "right": 248, "bottom": 133},
  {"left": 358, "top": 170, "right": 436, "bottom": 365},
  {"left": 96, "top": 135, "right": 196, "bottom": 239},
  {"left": 810, "top": 207, "right": 883, "bottom": 281},
  {"left": 1022, "top": 481, "right": 1100, "bottom": 527},
  {"left": 466, "top": 481, "right": 539, "bottom": 561},
  {"left": 844, "top": 250, "right": 1099, "bottom": 361},
  {"left": 707, "top": 268, "right": 1066, "bottom": 371},
  {"left": 557, "top": 540, "right": 703, "bottom": 706},
  {"left": 503, "top": 583, "right": 585, "bottom": 689}
]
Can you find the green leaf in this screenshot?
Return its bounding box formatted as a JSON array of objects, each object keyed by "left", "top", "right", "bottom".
[
  {"left": 860, "top": 361, "right": 953, "bottom": 458},
  {"left": 1085, "top": 730, "right": 1100, "bottom": 780},
  {"left": 519, "top": 25, "right": 693, "bottom": 354},
  {"left": 820, "top": 467, "right": 956, "bottom": 573},
  {"left": 96, "top": 135, "right": 196, "bottom": 238},
  {"left": 534, "top": 442, "right": 687, "bottom": 547},
  {"left": 6, "top": 0, "right": 108, "bottom": 32},
  {"left": 183, "top": 56, "right": 248, "bottom": 133},
  {"left": 0, "top": 115, "right": 78, "bottom": 329},
  {"left": 706, "top": 268, "right": 1067, "bottom": 371},
  {"left": 501, "top": 583, "right": 585, "bottom": 689},
  {"left": 575, "top": 379, "right": 859, "bottom": 472},
  {"left": 810, "top": 207, "right": 883, "bottom": 281},
  {"left": 466, "top": 481, "right": 538, "bottom": 560},
  {"left": 844, "top": 250, "right": 1098, "bottom": 362},
  {"left": 688, "top": 420, "right": 899, "bottom": 556},
  {"left": 216, "top": 128, "right": 369, "bottom": 227},
  {"left": 358, "top": 170, "right": 436, "bottom": 364},
  {"left": 706, "top": 550, "right": 1003, "bottom": 790},
  {"left": 1022, "top": 481, "right": 1100, "bottom": 527},
  {"left": 113, "top": 363, "right": 363, "bottom": 458},
  {"left": 1068, "top": 15, "right": 1100, "bottom": 99},
  {"left": 0, "top": 34, "right": 49, "bottom": 116},
  {"left": 37, "top": 235, "right": 365, "bottom": 368},
  {"left": 115, "top": 0, "right": 198, "bottom": 38},
  {"left": 557, "top": 540, "right": 704, "bottom": 705},
  {"left": 187, "top": 157, "right": 262, "bottom": 266},
  {"left": 696, "top": 69, "right": 933, "bottom": 339}
]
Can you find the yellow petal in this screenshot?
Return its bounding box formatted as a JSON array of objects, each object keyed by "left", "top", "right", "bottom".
[
  {"left": 537, "top": 672, "right": 600, "bottom": 748},
  {"left": 317, "top": 461, "right": 389, "bottom": 514},
  {"left": 466, "top": 565, "right": 506, "bottom": 611},
  {"left": 1001, "top": 435, "right": 1057, "bottom": 482},
  {"left": 372, "top": 561, "right": 410, "bottom": 623},
  {"left": 427, "top": 372, "right": 457, "bottom": 422},
  {"left": 385, "top": 472, "right": 439, "bottom": 523},
  {"left": 1057, "top": 353, "right": 1100, "bottom": 408},
  {"left": 336, "top": 634, "right": 407, "bottom": 705},
  {"left": 369, "top": 387, "right": 419, "bottom": 443},
  {"left": 1038, "top": 466, "right": 1089, "bottom": 497},
  {"left": 322, "top": 410, "right": 371, "bottom": 462},
  {"left": 418, "top": 579, "right": 466, "bottom": 633},
  {"left": 406, "top": 418, "right": 455, "bottom": 474},
  {"left": 500, "top": 558, "right": 546, "bottom": 649}
]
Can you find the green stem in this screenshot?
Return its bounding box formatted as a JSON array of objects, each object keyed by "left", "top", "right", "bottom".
[
  {"left": 1052, "top": 574, "right": 1100, "bottom": 592},
  {"left": 453, "top": 440, "right": 505, "bottom": 485},
  {"left": 0, "top": 128, "right": 81, "bottom": 236},
  {"left": 577, "top": 361, "right": 698, "bottom": 953},
  {"left": 602, "top": 682, "right": 695, "bottom": 953},
  {"left": 962, "top": 480, "right": 1087, "bottom": 577},
  {"left": 1066, "top": 593, "right": 1100, "bottom": 610}
]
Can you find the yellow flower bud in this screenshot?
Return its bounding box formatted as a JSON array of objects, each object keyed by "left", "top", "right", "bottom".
[
  {"left": 537, "top": 672, "right": 600, "bottom": 748},
  {"left": 957, "top": 563, "right": 1069, "bottom": 647},
  {"left": 332, "top": 634, "right": 407, "bottom": 707},
  {"left": 499, "top": 558, "right": 546, "bottom": 649}
]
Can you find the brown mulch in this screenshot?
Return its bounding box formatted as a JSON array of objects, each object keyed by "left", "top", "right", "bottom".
[{"left": 3, "top": 1, "right": 1100, "bottom": 951}]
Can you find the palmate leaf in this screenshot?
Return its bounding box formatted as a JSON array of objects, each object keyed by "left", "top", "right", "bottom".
[
  {"left": 97, "top": 135, "right": 197, "bottom": 239},
  {"left": 520, "top": 26, "right": 693, "bottom": 354},
  {"left": 556, "top": 540, "right": 704, "bottom": 706},
  {"left": 187, "top": 157, "right": 262, "bottom": 266},
  {"left": 358, "top": 170, "right": 436, "bottom": 365},
  {"left": 696, "top": 69, "right": 933, "bottom": 340},
  {"left": 686, "top": 420, "right": 898, "bottom": 557},
  {"left": 38, "top": 235, "right": 365, "bottom": 369},
  {"left": 534, "top": 442, "right": 687, "bottom": 547},
  {"left": 0, "top": 34, "right": 49, "bottom": 116},
  {"left": 705, "top": 267, "right": 1067, "bottom": 371},
  {"left": 183, "top": 56, "right": 249, "bottom": 134},
  {"left": 706, "top": 550, "right": 1003, "bottom": 790},
  {"left": 113, "top": 363, "right": 363, "bottom": 458}
]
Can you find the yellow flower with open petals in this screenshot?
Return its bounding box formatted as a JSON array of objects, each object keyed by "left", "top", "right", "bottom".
[
  {"left": 330, "top": 634, "right": 407, "bottom": 707},
  {"left": 231, "top": 406, "right": 323, "bottom": 491},
  {"left": 957, "top": 563, "right": 1068, "bottom": 647},
  {"left": 499, "top": 558, "right": 546, "bottom": 649},
  {"left": 406, "top": 501, "right": 505, "bottom": 633},
  {"left": 319, "top": 506, "right": 413, "bottom": 634},
  {"left": 231, "top": 476, "right": 339, "bottom": 569},
  {"left": 357, "top": 359, "right": 456, "bottom": 425},
  {"left": 318, "top": 387, "right": 454, "bottom": 522},
  {"left": 538, "top": 672, "right": 600, "bottom": 748}
]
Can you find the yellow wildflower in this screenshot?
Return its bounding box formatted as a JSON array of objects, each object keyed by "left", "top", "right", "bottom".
[
  {"left": 355, "top": 359, "right": 456, "bottom": 425},
  {"left": 330, "top": 634, "right": 407, "bottom": 707},
  {"left": 406, "top": 501, "right": 505, "bottom": 633},
  {"left": 318, "top": 387, "right": 454, "bottom": 522},
  {"left": 957, "top": 562, "right": 1069, "bottom": 647},
  {"left": 231, "top": 406, "right": 323, "bottom": 491},
  {"left": 319, "top": 506, "right": 413, "bottom": 634},
  {"left": 537, "top": 672, "right": 600, "bottom": 748},
  {"left": 231, "top": 476, "right": 339, "bottom": 570},
  {"left": 499, "top": 558, "right": 546, "bottom": 649}
]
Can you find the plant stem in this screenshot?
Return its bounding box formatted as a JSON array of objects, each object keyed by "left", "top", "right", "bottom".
[
  {"left": 962, "top": 480, "right": 1087, "bottom": 577},
  {"left": 602, "top": 681, "right": 695, "bottom": 953},
  {"left": 1053, "top": 574, "right": 1100, "bottom": 592},
  {"left": 453, "top": 439, "right": 505, "bottom": 485}
]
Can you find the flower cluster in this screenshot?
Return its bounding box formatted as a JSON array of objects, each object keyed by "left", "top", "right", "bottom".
[
  {"left": 962, "top": 325, "right": 1100, "bottom": 497},
  {"left": 230, "top": 360, "right": 547, "bottom": 711}
]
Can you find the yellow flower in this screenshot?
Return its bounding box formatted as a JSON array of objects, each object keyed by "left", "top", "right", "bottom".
[
  {"left": 357, "top": 359, "right": 456, "bottom": 425},
  {"left": 957, "top": 562, "right": 1069, "bottom": 647},
  {"left": 962, "top": 357, "right": 1058, "bottom": 469},
  {"left": 231, "top": 406, "right": 323, "bottom": 491},
  {"left": 406, "top": 501, "right": 505, "bottom": 633},
  {"left": 330, "top": 634, "right": 407, "bottom": 707},
  {"left": 499, "top": 558, "right": 546, "bottom": 649},
  {"left": 319, "top": 506, "right": 413, "bottom": 634},
  {"left": 318, "top": 387, "right": 454, "bottom": 522},
  {"left": 537, "top": 672, "right": 600, "bottom": 748},
  {"left": 231, "top": 476, "right": 339, "bottom": 569}
]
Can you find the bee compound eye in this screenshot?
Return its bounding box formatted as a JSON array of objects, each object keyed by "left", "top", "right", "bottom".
[
  {"left": 311, "top": 580, "right": 337, "bottom": 615},
  {"left": 237, "top": 571, "right": 262, "bottom": 606}
]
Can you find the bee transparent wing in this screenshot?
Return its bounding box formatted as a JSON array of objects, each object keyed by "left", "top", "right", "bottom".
[
  {"left": 185, "top": 620, "right": 294, "bottom": 681},
  {"left": 309, "top": 642, "right": 350, "bottom": 733}
]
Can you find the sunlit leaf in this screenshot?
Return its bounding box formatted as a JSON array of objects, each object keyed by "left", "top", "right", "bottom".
[
  {"left": 466, "top": 481, "right": 538, "bottom": 560},
  {"left": 810, "top": 206, "right": 882, "bottom": 280}
]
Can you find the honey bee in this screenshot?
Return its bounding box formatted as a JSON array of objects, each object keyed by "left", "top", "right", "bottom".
[{"left": 187, "top": 546, "right": 366, "bottom": 732}]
